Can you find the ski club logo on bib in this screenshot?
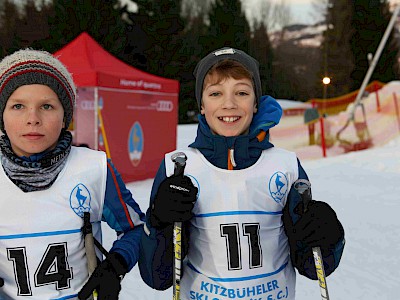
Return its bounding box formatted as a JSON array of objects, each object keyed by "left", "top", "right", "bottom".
[
  {"left": 269, "top": 172, "right": 288, "bottom": 204},
  {"left": 70, "top": 183, "right": 92, "bottom": 217},
  {"left": 128, "top": 121, "right": 144, "bottom": 167}
]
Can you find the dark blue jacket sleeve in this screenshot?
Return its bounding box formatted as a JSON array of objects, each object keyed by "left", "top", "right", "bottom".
[
  {"left": 102, "top": 159, "right": 146, "bottom": 271},
  {"left": 138, "top": 160, "right": 177, "bottom": 290},
  {"left": 283, "top": 159, "right": 345, "bottom": 280}
]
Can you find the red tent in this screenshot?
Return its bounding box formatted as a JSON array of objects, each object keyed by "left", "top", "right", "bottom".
[{"left": 54, "top": 32, "right": 179, "bottom": 182}]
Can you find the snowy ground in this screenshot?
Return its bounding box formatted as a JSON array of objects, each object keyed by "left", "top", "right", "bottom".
[{"left": 102, "top": 123, "right": 400, "bottom": 300}]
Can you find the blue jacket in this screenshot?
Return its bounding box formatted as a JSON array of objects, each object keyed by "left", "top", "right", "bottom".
[
  {"left": 139, "top": 96, "right": 344, "bottom": 290},
  {"left": 103, "top": 159, "right": 145, "bottom": 271}
]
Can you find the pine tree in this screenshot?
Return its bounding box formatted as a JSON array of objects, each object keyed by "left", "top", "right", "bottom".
[
  {"left": 321, "top": 0, "right": 354, "bottom": 97},
  {"left": 19, "top": 0, "right": 51, "bottom": 49},
  {"left": 126, "top": 0, "right": 184, "bottom": 76},
  {"left": 250, "top": 21, "right": 274, "bottom": 96},
  {"left": 45, "top": 0, "right": 127, "bottom": 55},
  {"left": 350, "top": 0, "right": 398, "bottom": 90},
  {"left": 0, "top": 0, "right": 21, "bottom": 56},
  {"left": 205, "top": 0, "right": 251, "bottom": 53},
  {"left": 178, "top": 13, "right": 209, "bottom": 121}
]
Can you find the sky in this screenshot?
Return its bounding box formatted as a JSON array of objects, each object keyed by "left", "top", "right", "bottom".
[
  {"left": 100, "top": 81, "right": 400, "bottom": 299},
  {"left": 119, "top": 0, "right": 318, "bottom": 26},
  {"left": 119, "top": 0, "right": 400, "bottom": 28},
  {"left": 285, "top": 0, "right": 400, "bottom": 25},
  {"left": 238, "top": 0, "right": 320, "bottom": 27},
  {"left": 288, "top": 1, "right": 317, "bottom": 24},
  {"left": 247, "top": 0, "right": 400, "bottom": 26},
  {"left": 267, "top": 0, "right": 317, "bottom": 25}
]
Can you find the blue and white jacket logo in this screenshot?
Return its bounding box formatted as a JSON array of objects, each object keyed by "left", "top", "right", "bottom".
[
  {"left": 269, "top": 172, "right": 288, "bottom": 204},
  {"left": 70, "top": 183, "right": 91, "bottom": 217}
]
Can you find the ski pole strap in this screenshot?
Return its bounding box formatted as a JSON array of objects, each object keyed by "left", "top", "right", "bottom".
[
  {"left": 82, "top": 212, "right": 110, "bottom": 259},
  {"left": 93, "top": 236, "right": 110, "bottom": 258}
]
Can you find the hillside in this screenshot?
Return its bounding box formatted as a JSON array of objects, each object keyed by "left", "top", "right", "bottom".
[{"left": 270, "top": 22, "right": 325, "bottom": 48}]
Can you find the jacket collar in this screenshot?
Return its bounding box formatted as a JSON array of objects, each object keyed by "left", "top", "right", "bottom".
[{"left": 189, "top": 96, "right": 282, "bottom": 169}]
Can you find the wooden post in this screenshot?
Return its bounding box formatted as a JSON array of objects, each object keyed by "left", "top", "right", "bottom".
[
  {"left": 305, "top": 103, "right": 319, "bottom": 146},
  {"left": 393, "top": 92, "right": 400, "bottom": 131},
  {"left": 319, "top": 117, "right": 327, "bottom": 158},
  {"left": 375, "top": 82, "right": 381, "bottom": 113},
  {"left": 308, "top": 122, "right": 316, "bottom": 145}
]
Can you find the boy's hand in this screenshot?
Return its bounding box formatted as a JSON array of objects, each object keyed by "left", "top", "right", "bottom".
[
  {"left": 150, "top": 175, "right": 198, "bottom": 229},
  {"left": 291, "top": 200, "right": 344, "bottom": 250},
  {"left": 78, "top": 252, "right": 127, "bottom": 300}
]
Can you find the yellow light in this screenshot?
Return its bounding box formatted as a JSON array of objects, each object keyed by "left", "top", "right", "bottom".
[{"left": 322, "top": 77, "right": 331, "bottom": 85}]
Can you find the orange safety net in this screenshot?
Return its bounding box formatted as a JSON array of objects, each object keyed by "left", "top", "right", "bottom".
[
  {"left": 270, "top": 81, "right": 400, "bottom": 160},
  {"left": 307, "top": 80, "right": 385, "bottom": 115}
]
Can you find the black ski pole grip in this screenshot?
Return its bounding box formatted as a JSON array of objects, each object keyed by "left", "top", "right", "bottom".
[
  {"left": 171, "top": 152, "right": 187, "bottom": 176},
  {"left": 294, "top": 179, "right": 312, "bottom": 212}
]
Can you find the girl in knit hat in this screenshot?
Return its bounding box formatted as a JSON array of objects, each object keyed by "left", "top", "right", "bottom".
[
  {"left": 139, "top": 47, "right": 345, "bottom": 300},
  {"left": 0, "top": 49, "right": 145, "bottom": 299}
]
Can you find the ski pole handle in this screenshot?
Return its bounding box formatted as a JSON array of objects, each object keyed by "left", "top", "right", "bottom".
[
  {"left": 294, "top": 179, "right": 330, "bottom": 300},
  {"left": 172, "top": 152, "right": 187, "bottom": 178},
  {"left": 171, "top": 152, "right": 188, "bottom": 300}
]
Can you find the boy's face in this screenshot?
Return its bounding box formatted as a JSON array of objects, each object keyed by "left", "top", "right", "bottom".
[
  {"left": 201, "top": 75, "right": 257, "bottom": 137},
  {"left": 3, "top": 84, "right": 65, "bottom": 157}
]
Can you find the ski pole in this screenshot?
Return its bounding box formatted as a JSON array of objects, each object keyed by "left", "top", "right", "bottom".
[
  {"left": 311, "top": 247, "right": 330, "bottom": 300},
  {"left": 83, "top": 212, "right": 98, "bottom": 300},
  {"left": 171, "top": 152, "right": 188, "bottom": 300},
  {"left": 82, "top": 213, "right": 111, "bottom": 300},
  {"left": 294, "top": 179, "right": 330, "bottom": 300}
]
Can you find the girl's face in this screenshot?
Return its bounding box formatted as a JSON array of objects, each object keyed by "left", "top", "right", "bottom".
[
  {"left": 3, "top": 84, "right": 65, "bottom": 157},
  {"left": 201, "top": 75, "right": 257, "bottom": 137}
]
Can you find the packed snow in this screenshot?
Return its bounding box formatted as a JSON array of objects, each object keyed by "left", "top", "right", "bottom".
[{"left": 101, "top": 122, "right": 400, "bottom": 299}]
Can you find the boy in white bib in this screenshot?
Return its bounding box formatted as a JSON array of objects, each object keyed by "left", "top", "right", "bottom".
[
  {"left": 0, "top": 49, "right": 145, "bottom": 299},
  {"left": 139, "top": 47, "right": 345, "bottom": 300}
]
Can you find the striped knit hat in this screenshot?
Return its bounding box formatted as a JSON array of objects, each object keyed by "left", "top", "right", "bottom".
[{"left": 0, "top": 49, "right": 76, "bottom": 131}]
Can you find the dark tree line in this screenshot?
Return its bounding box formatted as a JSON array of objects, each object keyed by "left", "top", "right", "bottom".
[
  {"left": 0, "top": 0, "right": 399, "bottom": 122},
  {"left": 320, "top": 0, "right": 399, "bottom": 98}
]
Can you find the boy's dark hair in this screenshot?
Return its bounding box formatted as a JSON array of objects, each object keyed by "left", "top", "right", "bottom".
[
  {"left": 203, "top": 59, "right": 253, "bottom": 90},
  {"left": 194, "top": 47, "right": 261, "bottom": 110}
]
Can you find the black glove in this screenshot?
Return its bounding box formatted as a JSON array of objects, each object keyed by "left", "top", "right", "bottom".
[
  {"left": 78, "top": 252, "right": 128, "bottom": 300},
  {"left": 150, "top": 174, "right": 198, "bottom": 228},
  {"left": 287, "top": 200, "right": 344, "bottom": 251}
]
